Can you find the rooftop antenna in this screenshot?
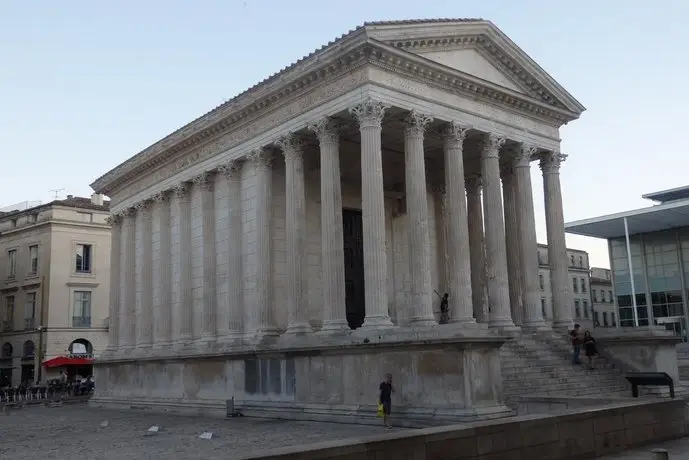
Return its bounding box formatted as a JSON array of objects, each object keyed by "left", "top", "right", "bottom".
[{"left": 49, "top": 188, "right": 65, "bottom": 200}]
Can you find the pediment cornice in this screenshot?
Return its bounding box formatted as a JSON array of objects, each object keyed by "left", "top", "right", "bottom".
[{"left": 92, "top": 30, "right": 581, "bottom": 197}]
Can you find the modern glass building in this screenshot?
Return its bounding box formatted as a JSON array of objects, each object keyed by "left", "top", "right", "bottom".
[{"left": 565, "top": 185, "right": 689, "bottom": 339}]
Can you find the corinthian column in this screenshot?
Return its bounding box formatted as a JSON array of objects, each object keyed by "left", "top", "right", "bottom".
[
  {"left": 194, "top": 172, "right": 218, "bottom": 342},
  {"left": 442, "top": 122, "right": 475, "bottom": 323},
  {"left": 514, "top": 145, "right": 548, "bottom": 329},
  {"left": 481, "top": 134, "right": 515, "bottom": 329},
  {"left": 466, "top": 175, "right": 488, "bottom": 323},
  {"left": 106, "top": 215, "right": 122, "bottom": 353},
  {"left": 309, "top": 118, "right": 348, "bottom": 331},
  {"left": 403, "top": 110, "right": 436, "bottom": 325},
  {"left": 174, "top": 182, "right": 193, "bottom": 344},
  {"left": 218, "top": 160, "right": 244, "bottom": 337},
  {"left": 250, "top": 148, "right": 279, "bottom": 337},
  {"left": 540, "top": 151, "right": 572, "bottom": 328},
  {"left": 349, "top": 99, "right": 393, "bottom": 328},
  {"left": 277, "top": 133, "right": 312, "bottom": 334},
  {"left": 153, "top": 192, "right": 172, "bottom": 346},
  {"left": 501, "top": 160, "right": 523, "bottom": 327},
  {"left": 120, "top": 208, "right": 137, "bottom": 349},
  {"left": 135, "top": 200, "right": 153, "bottom": 348}
]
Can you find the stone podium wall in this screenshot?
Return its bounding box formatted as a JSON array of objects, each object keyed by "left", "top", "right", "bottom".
[{"left": 91, "top": 329, "right": 510, "bottom": 426}]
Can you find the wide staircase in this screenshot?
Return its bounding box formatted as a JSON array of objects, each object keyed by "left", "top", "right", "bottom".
[{"left": 501, "top": 330, "right": 631, "bottom": 408}]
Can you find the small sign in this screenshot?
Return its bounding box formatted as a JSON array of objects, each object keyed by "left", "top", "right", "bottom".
[
  {"left": 147, "top": 425, "right": 160, "bottom": 433},
  {"left": 199, "top": 432, "right": 213, "bottom": 440}
]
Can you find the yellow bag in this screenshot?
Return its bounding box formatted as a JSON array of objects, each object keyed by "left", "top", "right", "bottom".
[{"left": 377, "top": 403, "right": 384, "bottom": 417}]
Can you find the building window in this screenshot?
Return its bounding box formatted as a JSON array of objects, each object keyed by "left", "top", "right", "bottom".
[
  {"left": 612, "top": 313, "right": 617, "bottom": 327},
  {"left": 72, "top": 291, "right": 92, "bottom": 328},
  {"left": 579, "top": 255, "right": 583, "bottom": 267},
  {"left": 3, "top": 296, "right": 14, "bottom": 331},
  {"left": 541, "top": 298, "right": 547, "bottom": 318},
  {"left": 75, "top": 244, "right": 92, "bottom": 273},
  {"left": 570, "top": 255, "right": 575, "bottom": 265},
  {"left": 593, "top": 289, "right": 598, "bottom": 302},
  {"left": 603, "top": 312, "right": 609, "bottom": 327},
  {"left": 77, "top": 212, "right": 93, "bottom": 223},
  {"left": 582, "top": 300, "right": 589, "bottom": 318},
  {"left": 7, "top": 249, "right": 17, "bottom": 279},
  {"left": 28, "top": 244, "right": 39, "bottom": 275},
  {"left": 593, "top": 310, "right": 599, "bottom": 326},
  {"left": 24, "top": 293, "right": 36, "bottom": 330},
  {"left": 539, "top": 274, "right": 544, "bottom": 290},
  {"left": 572, "top": 277, "right": 578, "bottom": 293},
  {"left": 608, "top": 291, "right": 613, "bottom": 303},
  {"left": 580, "top": 277, "right": 587, "bottom": 293},
  {"left": 574, "top": 300, "right": 581, "bottom": 318}
]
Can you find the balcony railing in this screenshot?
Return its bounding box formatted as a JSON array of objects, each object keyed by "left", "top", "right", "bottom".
[
  {"left": 72, "top": 316, "right": 91, "bottom": 328},
  {"left": 24, "top": 318, "right": 36, "bottom": 330}
]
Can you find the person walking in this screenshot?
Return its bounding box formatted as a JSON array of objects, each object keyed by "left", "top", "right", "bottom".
[
  {"left": 378, "top": 373, "right": 394, "bottom": 428},
  {"left": 569, "top": 324, "right": 583, "bottom": 365}
]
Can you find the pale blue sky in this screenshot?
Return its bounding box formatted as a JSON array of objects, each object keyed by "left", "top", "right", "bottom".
[{"left": 2, "top": 0, "right": 687, "bottom": 268}]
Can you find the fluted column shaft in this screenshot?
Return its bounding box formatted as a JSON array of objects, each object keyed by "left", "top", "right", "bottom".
[
  {"left": 106, "top": 216, "right": 122, "bottom": 352},
  {"left": 219, "top": 160, "right": 244, "bottom": 337},
  {"left": 466, "top": 176, "right": 488, "bottom": 323},
  {"left": 309, "top": 119, "right": 348, "bottom": 331},
  {"left": 481, "top": 134, "right": 515, "bottom": 328},
  {"left": 541, "top": 151, "right": 572, "bottom": 327},
  {"left": 153, "top": 192, "right": 172, "bottom": 346},
  {"left": 120, "top": 209, "right": 137, "bottom": 348},
  {"left": 501, "top": 164, "right": 523, "bottom": 327},
  {"left": 514, "top": 145, "right": 547, "bottom": 328},
  {"left": 175, "top": 184, "right": 193, "bottom": 343},
  {"left": 195, "top": 173, "right": 218, "bottom": 341},
  {"left": 251, "top": 149, "right": 279, "bottom": 336},
  {"left": 404, "top": 111, "right": 436, "bottom": 325},
  {"left": 135, "top": 201, "right": 153, "bottom": 348},
  {"left": 442, "top": 123, "right": 475, "bottom": 323},
  {"left": 278, "top": 134, "right": 313, "bottom": 334},
  {"left": 349, "top": 99, "right": 393, "bottom": 328}
]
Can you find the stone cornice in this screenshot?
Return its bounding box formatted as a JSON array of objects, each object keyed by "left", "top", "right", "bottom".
[{"left": 92, "top": 35, "right": 579, "bottom": 198}]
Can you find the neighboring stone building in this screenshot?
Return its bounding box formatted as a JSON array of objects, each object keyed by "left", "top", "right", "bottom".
[
  {"left": 0, "top": 195, "right": 111, "bottom": 386},
  {"left": 536, "top": 244, "right": 592, "bottom": 328},
  {"left": 90, "top": 19, "right": 585, "bottom": 424},
  {"left": 590, "top": 267, "right": 617, "bottom": 328}
]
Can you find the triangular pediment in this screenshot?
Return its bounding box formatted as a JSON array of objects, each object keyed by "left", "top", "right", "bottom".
[{"left": 363, "top": 20, "right": 585, "bottom": 115}]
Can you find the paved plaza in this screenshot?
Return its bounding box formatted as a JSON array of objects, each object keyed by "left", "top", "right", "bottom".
[{"left": 0, "top": 405, "right": 403, "bottom": 460}]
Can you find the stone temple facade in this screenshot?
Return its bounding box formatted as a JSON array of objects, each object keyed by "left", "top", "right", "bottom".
[{"left": 90, "top": 19, "right": 585, "bottom": 425}]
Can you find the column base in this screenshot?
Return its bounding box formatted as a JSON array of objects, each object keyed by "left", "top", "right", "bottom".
[
  {"left": 284, "top": 322, "right": 313, "bottom": 335},
  {"left": 449, "top": 316, "right": 477, "bottom": 325},
  {"left": 360, "top": 315, "right": 395, "bottom": 329},
  {"left": 552, "top": 320, "right": 573, "bottom": 329},
  {"left": 152, "top": 341, "right": 172, "bottom": 350},
  {"left": 489, "top": 318, "right": 519, "bottom": 331},
  {"left": 318, "top": 319, "right": 350, "bottom": 332},
  {"left": 521, "top": 319, "right": 551, "bottom": 331}
]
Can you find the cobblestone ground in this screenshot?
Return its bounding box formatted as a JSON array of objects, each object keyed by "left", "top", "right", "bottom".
[{"left": 0, "top": 405, "right": 405, "bottom": 460}]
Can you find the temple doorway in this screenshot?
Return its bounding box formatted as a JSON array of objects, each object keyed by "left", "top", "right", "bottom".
[{"left": 343, "top": 208, "right": 365, "bottom": 329}]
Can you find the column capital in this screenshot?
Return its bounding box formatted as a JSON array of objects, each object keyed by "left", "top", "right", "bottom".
[
  {"left": 153, "top": 191, "right": 170, "bottom": 204},
  {"left": 218, "top": 159, "right": 243, "bottom": 181},
  {"left": 442, "top": 121, "right": 470, "bottom": 146},
  {"left": 119, "top": 207, "right": 136, "bottom": 222},
  {"left": 193, "top": 171, "right": 214, "bottom": 190},
  {"left": 106, "top": 214, "right": 122, "bottom": 226},
  {"left": 349, "top": 98, "right": 388, "bottom": 128},
  {"left": 173, "top": 182, "right": 191, "bottom": 199},
  {"left": 513, "top": 144, "right": 538, "bottom": 169},
  {"left": 465, "top": 174, "right": 482, "bottom": 192},
  {"left": 276, "top": 132, "right": 305, "bottom": 161},
  {"left": 403, "top": 110, "right": 433, "bottom": 137},
  {"left": 248, "top": 148, "right": 273, "bottom": 170},
  {"left": 134, "top": 200, "right": 152, "bottom": 217},
  {"left": 308, "top": 117, "right": 341, "bottom": 145},
  {"left": 481, "top": 133, "right": 506, "bottom": 159},
  {"left": 539, "top": 151, "right": 568, "bottom": 174}
]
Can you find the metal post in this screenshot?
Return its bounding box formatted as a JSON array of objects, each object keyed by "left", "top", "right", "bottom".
[{"left": 624, "top": 217, "right": 639, "bottom": 327}]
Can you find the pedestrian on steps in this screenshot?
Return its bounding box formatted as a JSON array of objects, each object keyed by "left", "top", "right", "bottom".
[
  {"left": 583, "top": 331, "right": 598, "bottom": 370},
  {"left": 569, "top": 323, "right": 582, "bottom": 365}
]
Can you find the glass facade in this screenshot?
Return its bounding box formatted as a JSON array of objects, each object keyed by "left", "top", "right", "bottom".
[{"left": 610, "top": 228, "right": 689, "bottom": 337}]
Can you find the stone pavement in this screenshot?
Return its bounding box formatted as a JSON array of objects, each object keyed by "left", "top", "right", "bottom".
[
  {"left": 599, "top": 437, "right": 689, "bottom": 459},
  {"left": 0, "top": 405, "right": 405, "bottom": 460}
]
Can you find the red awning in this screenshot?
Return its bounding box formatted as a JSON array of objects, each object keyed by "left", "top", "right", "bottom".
[{"left": 42, "top": 356, "right": 93, "bottom": 368}]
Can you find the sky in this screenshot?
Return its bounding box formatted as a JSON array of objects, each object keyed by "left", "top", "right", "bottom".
[{"left": 2, "top": 0, "right": 688, "bottom": 269}]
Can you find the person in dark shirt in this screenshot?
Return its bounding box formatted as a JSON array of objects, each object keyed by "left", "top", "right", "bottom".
[{"left": 379, "top": 373, "right": 394, "bottom": 428}]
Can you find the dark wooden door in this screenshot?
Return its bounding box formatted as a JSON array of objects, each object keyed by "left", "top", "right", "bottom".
[{"left": 342, "top": 209, "right": 365, "bottom": 329}]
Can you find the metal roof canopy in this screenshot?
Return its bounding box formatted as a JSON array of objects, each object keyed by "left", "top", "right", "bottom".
[
  {"left": 565, "top": 198, "right": 689, "bottom": 239},
  {"left": 642, "top": 185, "right": 689, "bottom": 204}
]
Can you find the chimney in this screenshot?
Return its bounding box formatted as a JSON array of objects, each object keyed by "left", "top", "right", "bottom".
[{"left": 91, "top": 193, "right": 104, "bottom": 206}]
